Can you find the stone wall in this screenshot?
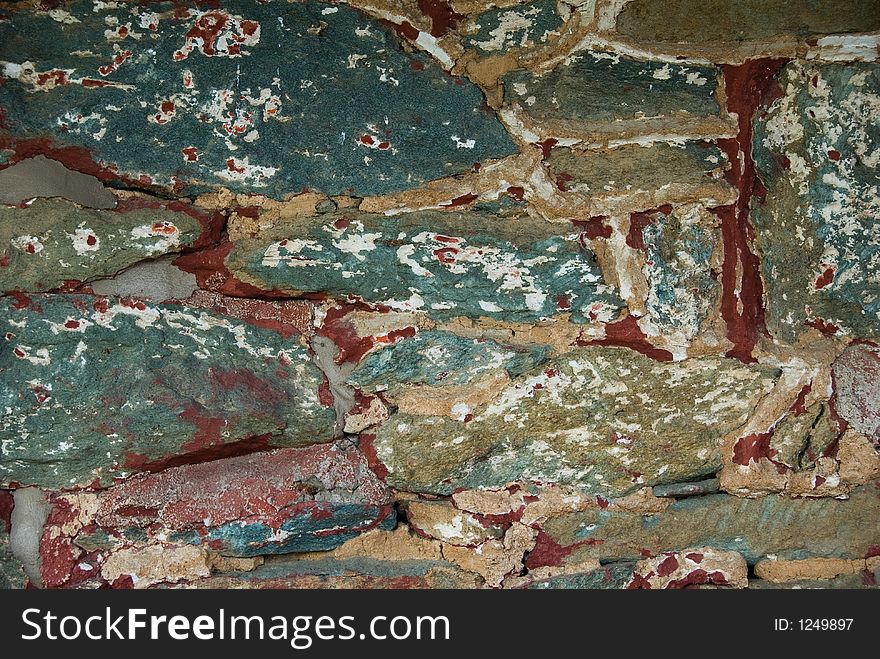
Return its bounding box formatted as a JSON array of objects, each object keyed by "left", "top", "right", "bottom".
[{"left": 0, "top": 0, "right": 878, "bottom": 590}]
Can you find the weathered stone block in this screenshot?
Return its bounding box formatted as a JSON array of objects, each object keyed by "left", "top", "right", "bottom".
[
  {"left": 753, "top": 62, "right": 880, "bottom": 341},
  {"left": 0, "top": 198, "right": 217, "bottom": 293},
  {"left": 39, "top": 442, "right": 394, "bottom": 587},
  {"left": 370, "top": 346, "right": 779, "bottom": 496},
  {"left": 540, "top": 483, "right": 880, "bottom": 565},
  {"left": 833, "top": 343, "right": 880, "bottom": 445},
  {"left": 227, "top": 209, "right": 623, "bottom": 324},
  {"left": 0, "top": 295, "right": 335, "bottom": 488},
  {"left": 615, "top": 1, "right": 880, "bottom": 45},
  {"left": 545, "top": 143, "right": 736, "bottom": 216},
  {"left": 0, "top": 0, "right": 515, "bottom": 197}
]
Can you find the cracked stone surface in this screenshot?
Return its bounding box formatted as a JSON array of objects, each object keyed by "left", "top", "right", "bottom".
[{"left": 0, "top": 0, "right": 877, "bottom": 591}]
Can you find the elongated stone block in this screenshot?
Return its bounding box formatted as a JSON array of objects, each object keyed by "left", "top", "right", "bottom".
[
  {"left": 349, "top": 330, "right": 550, "bottom": 395},
  {"left": 40, "top": 443, "right": 394, "bottom": 586},
  {"left": 540, "top": 484, "right": 880, "bottom": 565},
  {"left": 227, "top": 209, "right": 623, "bottom": 324},
  {"left": 753, "top": 62, "right": 880, "bottom": 341},
  {"left": 545, "top": 143, "right": 736, "bottom": 215},
  {"left": 615, "top": 0, "right": 880, "bottom": 44},
  {"left": 370, "top": 346, "right": 779, "bottom": 496},
  {"left": 0, "top": 295, "right": 335, "bottom": 489},
  {"left": 0, "top": 0, "right": 515, "bottom": 197},
  {"left": 502, "top": 52, "right": 732, "bottom": 141},
  {"left": 0, "top": 155, "right": 116, "bottom": 208},
  {"left": 0, "top": 198, "right": 216, "bottom": 293}
]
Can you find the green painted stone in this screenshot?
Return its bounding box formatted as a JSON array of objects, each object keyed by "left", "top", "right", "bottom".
[
  {"left": 349, "top": 330, "right": 550, "bottom": 395},
  {"left": 753, "top": 62, "right": 880, "bottom": 341},
  {"left": 372, "top": 346, "right": 779, "bottom": 496},
  {"left": 640, "top": 206, "right": 720, "bottom": 341},
  {"left": 0, "top": 0, "right": 515, "bottom": 198},
  {"left": 227, "top": 209, "right": 622, "bottom": 324},
  {"left": 0, "top": 490, "right": 26, "bottom": 588},
  {"left": 546, "top": 142, "right": 729, "bottom": 198},
  {"left": 503, "top": 52, "right": 721, "bottom": 123},
  {"left": 525, "top": 563, "right": 636, "bottom": 589},
  {"left": 0, "top": 295, "right": 335, "bottom": 489},
  {"left": 542, "top": 484, "right": 880, "bottom": 565},
  {"left": 0, "top": 199, "right": 203, "bottom": 293},
  {"left": 464, "top": 0, "right": 563, "bottom": 54},
  {"left": 615, "top": 0, "right": 880, "bottom": 43}
]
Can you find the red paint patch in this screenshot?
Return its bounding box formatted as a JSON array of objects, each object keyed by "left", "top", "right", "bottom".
[
  {"left": 584, "top": 315, "right": 674, "bottom": 362},
  {"left": 715, "top": 59, "right": 787, "bottom": 363},
  {"left": 573, "top": 216, "right": 612, "bottom": 241},
  {"left": 417, "top": 0, "right": 463, "bottom": 37},
  {"left": 441, "top": 192, "right": 478, "bottom": 208},
  {"left": 656, "top": 555, "right": 679, "bottom": 576},
  {"left": 525, "top": 530, "right": 576, "bottom": 569},
  {"left": 815, "top": 266, "right": 835, "bottom": 289},
  {"left": 627, "top": 206, "right": 672, "bottom": 251},
  {"left": 732, "top": 432, "right": 775, "bottom": 466}
]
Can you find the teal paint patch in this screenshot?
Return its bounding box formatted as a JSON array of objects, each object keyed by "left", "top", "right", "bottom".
[
  {"left": 464, "top": 0, "right": 563, "bottom": 54},
  {"left": 0, "top": 0, "right": 515, "bottom": 197},
  {"left": 227, "top": 209, "right": 621, "bottom": 324},
  {"left": 502, "top": 51, "right": 721, "bottom": 123},
  {"left": 527, "top": 562, "right": 636, "bottom": 589},
  {"left": 0, "top": 295, "right": 335, "bottom": 489},
  {"left": 349, "top": 330, "right": 550, "bottom": 394},
  {"left": 202, "top": 505, "right": 396, "bottom": 556},
  {"left": 752, "top": 62, "right": 880, "bottom": 340}
]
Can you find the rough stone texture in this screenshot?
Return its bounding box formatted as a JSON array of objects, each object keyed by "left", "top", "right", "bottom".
[
  {"left": 753, "top": 62, "right": 880, "bottom": 341},
  {"left": 625, "top": 548, "right": 748, "bottom": 589},
  {"left": 539, "top": 483, "right": 880, "bottom": 565},
  {"left": 226, "top": 209, "right": 623, "bottom": 324},
  {"left": 0, "top": 198, "right": 216, "bottom": 293},
  {"left": 615, "top": 1, "right": 880, "bottom": 45},
  {"left": 833, "top": 343, "right": 880, "bottom": 445},
  {"left": 371, "top": 347, "right": 779, "bottom": 496},
  {"left": 502, "top": 52, "right": 730, "bottom": 142},
  {"left": 0, "top": 0, "right": 877, "bottom": 591},
  {"left": 39, "top": 442, "right": 394, "bottom": 587},
  {"left": 545, "top": 143, "right": 736, "bottom": 216},
  {"left": 0, "top": 0, "right": 515, "bottom": 197},
  {"left": 0, "top": 294, "right": 334, "bottom": 489}
]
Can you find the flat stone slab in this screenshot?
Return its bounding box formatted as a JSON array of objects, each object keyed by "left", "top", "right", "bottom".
[
  {"left": 0, "top": 294, "right": 335, "bottom": 489},
  {"left": 0, "top": 155, "right": 116, "bottom": 208},
  {"left": 370, "top": 346, "right": 779, "bottom": 496},
  {"left": 40, "top": 443, "right": 394, "bottom": 586},
  {"left": 615, "top": 0, "right": 880, "bottom": 44},
  {"left": 0, "top": 0, "right": 515, "bottom": 197},
  {"left": 545, "top": 142, "right": 736, "bottom": 214},
  {"left": 753, "top": 62, "right": 880, "bottom": 341},
  {"left": 227, "top": 209, "right": 623, "bottom": 324},
  {"left": 540, "top": 483, "right": 880, "bottom": 565},
  {"left": 501, "top": 52, "right": 732, "bottom": 141},
  {"left": 0, "top": 198, "right": 215, "bottom": 293}
]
